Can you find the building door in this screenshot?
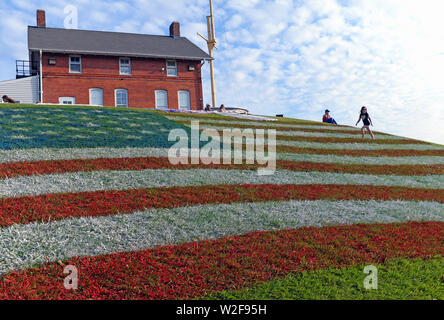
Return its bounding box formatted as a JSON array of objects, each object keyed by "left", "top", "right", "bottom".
[
  {"left": 178, "top": 90, "right": 190, "bottom": 110},
  {"left": 59, "top": 97, "right": 76, "bottom": 105},
  {"left": 89, "top": 88, "right": 103, "bottom": 106}
]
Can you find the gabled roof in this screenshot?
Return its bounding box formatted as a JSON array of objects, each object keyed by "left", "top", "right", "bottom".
[{"left": 28, "top": 26, "right": 212, "bottom": 61}]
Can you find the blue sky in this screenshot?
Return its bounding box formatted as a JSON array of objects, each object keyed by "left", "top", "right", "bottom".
[{"left": 0, "top": 0, "right": 443, "bottom": 144}]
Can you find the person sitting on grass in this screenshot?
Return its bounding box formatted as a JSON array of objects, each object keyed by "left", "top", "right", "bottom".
[
  {"left": 322, "top": 109, "right": 337, "bottom": 124},
  {"left": 219, "top": 104, "right": 227, "bottom": 112},
  {"left": 204, "top": 104, "right": 211, "bottom": 111},
  {"left": 356, "top": 106, "right": 375, "bottom": 140},
  {"left": 2, "top": 95, "right": 15, "bottom": 103}
]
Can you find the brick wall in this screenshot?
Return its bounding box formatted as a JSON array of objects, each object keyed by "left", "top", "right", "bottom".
[{"left": 41, "top": 53, "right": 204, "bottom": 110}]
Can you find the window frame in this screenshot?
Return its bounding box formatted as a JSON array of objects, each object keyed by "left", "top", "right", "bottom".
[
  {"left": 59, "top": 97, "right": 76, "bottom": 105},
  {"left": 69, "top": 55, "right": 82, "bottom": 74},
  {"left": 155, "top": 90, "right": 169, "bottom": 109},
  {"left": 166, "top": 60, "right": 177, "bottom": 77},
  {"left": 89, "top": 88, "right": 104, "bottom": 106},
  {"left": 114, "top": 88, "right": 129, "bottom": 108},
  {"left": 119, "top": 57, "right": 131, "bottom": 75}
]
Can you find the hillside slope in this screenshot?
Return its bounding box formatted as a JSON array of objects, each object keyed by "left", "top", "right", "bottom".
[{"left": 0, "top": 104, "right": 442, "bottom": 300}]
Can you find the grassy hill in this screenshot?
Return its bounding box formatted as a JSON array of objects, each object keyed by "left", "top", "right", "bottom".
[{"left": 0, "top": 104, "right": 442, "bottom": 300}]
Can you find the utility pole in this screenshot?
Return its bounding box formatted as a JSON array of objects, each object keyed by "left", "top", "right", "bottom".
[{"left": 198, "top": 0, "right": 217, "bottom": 108}]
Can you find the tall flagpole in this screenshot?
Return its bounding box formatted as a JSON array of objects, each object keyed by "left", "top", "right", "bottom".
[{"left": 198, "top": 0, "right": 217, "bottom": 108}]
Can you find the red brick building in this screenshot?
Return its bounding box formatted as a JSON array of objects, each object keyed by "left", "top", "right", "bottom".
[{"left": 26, "top": 10, "right": 211, "bottom": 110}]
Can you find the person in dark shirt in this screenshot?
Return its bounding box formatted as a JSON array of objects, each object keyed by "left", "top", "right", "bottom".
[
  {"left": 356, "top": 106, "right": 375, "bottom": 139},
  {"left": 322, "top": 109, "right": 337, "bottom": 124},
  {"left": 204, "top": 104, "right": 211, "bottom": 111},
  {"left": 2, "top": 95, "right": 15, "bottom": 103}
]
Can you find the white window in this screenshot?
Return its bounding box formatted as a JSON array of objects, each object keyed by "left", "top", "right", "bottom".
[
  {"left": 69, "top": 56, "right": 81, "bottom": 73},
  {"left": 115, "top": 89, "right": 128, "bottom": 107},
  {"left": 166, "top": 60, "right": 177, "bottom": 76},
  {"left": 89, "top": 88, "right": 104, "bottom": 106},
  {"left": 119, "top": 58, "right": 131, "bottom": 75},
  {"left": 59, "top": 97, "right": 76, "bottom": 105},
  {"left": 178, "top": 90, "right": 190, "bottom": 110},
  {"left": 155, "top": 90, "right": 168, "bottom": 109}
]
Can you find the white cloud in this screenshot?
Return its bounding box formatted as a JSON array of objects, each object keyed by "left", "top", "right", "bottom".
[{"left": 0, "top": 0, "right": 442, "bottom": 144}]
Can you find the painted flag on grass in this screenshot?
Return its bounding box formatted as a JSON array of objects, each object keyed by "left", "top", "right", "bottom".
[{"left": 0, "top": 106, "right": 443, "bottom": 299}]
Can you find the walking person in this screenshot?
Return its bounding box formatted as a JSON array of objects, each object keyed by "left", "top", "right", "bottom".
[
  {"left": 322, "top": 109, "right": 337, "bottom": 124},
  {"left": 356, "top": 106, "right": 375, "bottom": 139}
]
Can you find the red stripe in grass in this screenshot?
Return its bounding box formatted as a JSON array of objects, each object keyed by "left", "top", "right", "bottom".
[
  {"left": 0, "top": 221, "right": 442, "bottom": 299},
  {"left": 0, "top": 184, "right": 442, "bottom": 227},
  {"left": 1, "top": 157, "right": 443, "bottom": 178}
]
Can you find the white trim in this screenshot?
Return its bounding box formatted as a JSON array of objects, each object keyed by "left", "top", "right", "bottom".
[
  {"left": 119, "top": 57, "right": 131, "bottom": 75},
  {"left": 89, "top": 88, "right": 104, "bottom": 106},
  {"left": 177, "top": 90, "right": 191, "bottom": 110},
  {"left": 166, "top": 60, "right": 177, "bottom": 77},
  {"left": 114, "top": 88, "right": 128, "bottom": 107},
  {"left": 69, "top": 55, "right": 82, "bottom": 74},
  {"left": 39, "top": 50, "right": 43, "bottom": 103}
]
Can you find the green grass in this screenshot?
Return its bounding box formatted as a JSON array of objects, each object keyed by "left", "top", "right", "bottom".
[
  {"left": 0, "top": 104, "right": 191, "bottom": 150},
  {"left": 0, "top": 103, "right": 159, "bottom": 114},
  {"left": 202, "top": 256, "right": 444, "bottom": 300}
]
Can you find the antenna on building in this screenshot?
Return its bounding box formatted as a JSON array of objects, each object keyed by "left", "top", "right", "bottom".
[{"left": 197, "top": 0, "right": 217, "bottom": 108}]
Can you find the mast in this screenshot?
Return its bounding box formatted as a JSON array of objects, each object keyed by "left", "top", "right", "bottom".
[{"left": 198, "top": 0, "right": 217, "bottom": 108}]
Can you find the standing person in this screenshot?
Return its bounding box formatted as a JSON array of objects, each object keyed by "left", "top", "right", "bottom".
[
  {"left": 322, "top": 109, "right": 337, "bottom": 124},
  {"left": 356, "top": 106, "right": 375, "bottom": 139}
]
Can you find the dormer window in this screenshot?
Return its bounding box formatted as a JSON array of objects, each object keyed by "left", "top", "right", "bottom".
[
  {"left": 69, "top": 56, "right": 81, "bottom": 73},
  {"left": 119, "top": 58, "right": 131, "bottom": 75},
  {"left": 166, "top": 60, "right": 177, "bottom": 77}
]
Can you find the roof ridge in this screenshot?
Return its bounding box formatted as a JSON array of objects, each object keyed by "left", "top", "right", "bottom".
[{"left": 27, "top": 25, "right": 182, "bottom": 39}]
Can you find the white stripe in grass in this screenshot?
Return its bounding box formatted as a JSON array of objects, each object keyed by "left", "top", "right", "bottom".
[
  {"left": 0, "top": 169, "right": 442, "bottom": 198},
  {"left": 274, "top": 141, "right": 444, "bottom": 150},
  {"left": 0, "top": 147, "right": 442, "bottom": 166},
  {"left": 0, "top": 147, "right": 169, "bottom": 164},
  {"left": 277, "top": 153, "right": 444, "bottom": 165},
  {"left": 198, "top": 124, "right": 405, "bottom": 140},
  {"left": 166, "top": 116, "right": 361, "bottom": 131},
  {"left": 0, "top": 200, "right": 442, "bottom": 275}
]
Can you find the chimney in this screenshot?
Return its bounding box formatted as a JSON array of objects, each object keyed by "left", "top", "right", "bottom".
[
  {"left": 169, "top": 21, "right": 180, "bottom": 38},
  {"left": 37, "top": 9, "right": 46, "bottom": 27}
]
